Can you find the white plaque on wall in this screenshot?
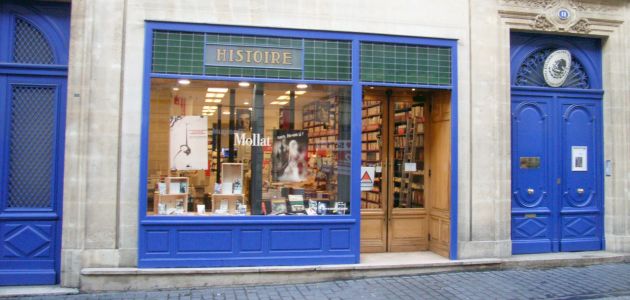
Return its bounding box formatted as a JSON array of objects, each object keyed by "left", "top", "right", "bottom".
[{"left": 571, "top": 146, "right": 587, "bottom": 172}]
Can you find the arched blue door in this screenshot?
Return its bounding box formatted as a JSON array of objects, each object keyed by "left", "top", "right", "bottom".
[
  {"left": 0, "top": 2, "right": 70, "bottom": 285},
  {"left": 510, "top": 33, "right": 604, "bottom": 254}
]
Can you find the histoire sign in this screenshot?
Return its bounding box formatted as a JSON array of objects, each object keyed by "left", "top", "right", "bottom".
[{"left": 205, "top": 44, "right": 303, "bottom": 70}]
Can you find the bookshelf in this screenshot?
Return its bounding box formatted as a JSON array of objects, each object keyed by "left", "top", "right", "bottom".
[
  {"left": 392, "top": 102, "right": 425, "bottom": 208},
  {"left": 303, "top": 97, "right": 339, "bottom": 197},
  {"left": 361, "top": 99, "right": 382, "bottom": 209}
]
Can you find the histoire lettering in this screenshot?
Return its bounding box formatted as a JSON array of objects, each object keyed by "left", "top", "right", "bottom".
[{"left": 215, "top": 48, "right": 293, "bottom": 65}]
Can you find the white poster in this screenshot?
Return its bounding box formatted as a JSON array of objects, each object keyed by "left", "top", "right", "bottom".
[
  {"left": 169, "top": 116, "right": 208, "bottom": 170},
  {"left": 360, "top": 167, "right": 375, "bottom": 191},
  {"left": 571, "top": 146, "right": 588, "bottom": 172},
  {"left": 404, "top": 162, "right": 417, "bottom": 172}
]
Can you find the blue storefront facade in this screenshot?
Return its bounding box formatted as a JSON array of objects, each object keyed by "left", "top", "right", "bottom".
[{"left": 137, "top": 22, "right": 459, "bottom": 268}]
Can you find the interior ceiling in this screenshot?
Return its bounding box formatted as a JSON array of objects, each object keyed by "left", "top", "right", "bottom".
[{"left": 151, "top": 78, "right": 335, "bottom": 110}]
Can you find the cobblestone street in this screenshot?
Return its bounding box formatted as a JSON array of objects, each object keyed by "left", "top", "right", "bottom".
[{"left": 8, "top": 263, "right": 630, "bottom": 300}]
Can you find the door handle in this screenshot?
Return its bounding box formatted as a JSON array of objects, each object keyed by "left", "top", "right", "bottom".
[
  {"left": 577, "top": 188, "right": 584, "bottom": 195},
  {"left": 527, "top": 188, "right": 534, "bottom": 195}
]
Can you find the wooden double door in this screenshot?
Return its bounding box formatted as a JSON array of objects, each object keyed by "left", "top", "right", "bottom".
[{"left": 360, "top": 88, "right": 451, "bottom": 257}]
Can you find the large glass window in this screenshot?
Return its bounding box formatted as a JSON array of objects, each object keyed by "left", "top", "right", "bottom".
[{"left": 146, "top": 79, "right": 351, "bottom": 216}]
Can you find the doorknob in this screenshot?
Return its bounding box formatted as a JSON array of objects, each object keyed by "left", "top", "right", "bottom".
[
  {"left": 527, "top": 188, "right": 534, "bottom": 195},
  {"left": 577, "top": 188, "right": 584, "bottom": 195}
]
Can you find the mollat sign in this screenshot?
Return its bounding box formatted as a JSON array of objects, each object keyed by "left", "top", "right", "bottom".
[
  {"left": 205, "top": 44, "right": 303, "bottom": 70},
  {"left": 235, "top": 133, "right": 270, "bottom": 147}
]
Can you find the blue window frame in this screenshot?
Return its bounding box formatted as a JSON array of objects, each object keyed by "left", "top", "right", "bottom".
[{"left": 139, "top": 22, "right": 459, "bottom": 267}]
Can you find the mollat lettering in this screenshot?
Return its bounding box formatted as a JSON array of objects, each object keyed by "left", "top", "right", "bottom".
[{"left": 235, "top": 133, "right": 271, "bottom": 146}]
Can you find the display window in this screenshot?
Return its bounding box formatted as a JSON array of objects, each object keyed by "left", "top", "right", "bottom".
[{"left": 146, "top": 79, "right": 351, "bottom": 217}]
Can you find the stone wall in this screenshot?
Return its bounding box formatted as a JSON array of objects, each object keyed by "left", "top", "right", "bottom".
[{"left": 61, "top": 0, "right": 630, "bottom": 288}]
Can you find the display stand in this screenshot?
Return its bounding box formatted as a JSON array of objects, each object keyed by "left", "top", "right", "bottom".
[
  {"left": 154, "top": 177, "right": 189, "bottom": 214},
  {"left": 212, "top": 163, "right": 245, "bottom": 214}
]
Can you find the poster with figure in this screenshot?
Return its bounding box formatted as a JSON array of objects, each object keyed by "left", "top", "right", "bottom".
[
  {"left": 236, "top": 109, "right": 251, "bottom": 130},
  {"left": 169, "top": 116, "right": 208, "bottom": 170},
  {"left": 272, "top": 130, "right": 308, "bottom": 182}
]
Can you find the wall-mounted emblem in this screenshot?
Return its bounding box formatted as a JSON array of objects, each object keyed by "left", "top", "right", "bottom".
[
  {"left": 557, "top": 8, "right": 570, "bottom": 21},
  {"left": 543, "top": 50, "right": 572, "bottom": 87}
]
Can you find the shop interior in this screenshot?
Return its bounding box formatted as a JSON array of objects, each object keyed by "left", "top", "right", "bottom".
[
  {"left": 146, "top": 79, "right": 351, "bottom": 217},
  {"left": 360, "top": 87, "right": 451, "bottom": 257}
]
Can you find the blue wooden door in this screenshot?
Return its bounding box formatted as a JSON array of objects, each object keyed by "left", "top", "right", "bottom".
[
  {"left": 511, "top": 95, "right": 603, "bottom": 254},
  {"left": 511, "top": 95, "right": 555, "bottom": 254},
  {"left": 0, "top": 1, "right": 69, "bottom": 285},
  {"left": 0, "top": 76, "right": 67, "bottom": 285},
  {"left": 558, "top": 98, "right": 603, "bottom": 251}
]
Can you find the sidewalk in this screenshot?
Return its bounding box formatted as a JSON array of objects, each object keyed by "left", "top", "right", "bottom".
[{"left": 4, "top": 262, "right": 630, "bottom": 299}]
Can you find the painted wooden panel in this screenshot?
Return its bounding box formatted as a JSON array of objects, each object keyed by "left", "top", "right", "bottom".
[
  {"left": 427, "top": 91, "right": 451, "bottom": 258},
  {"left": 177, "top": 230, "right": 233, "bottom": 253},
  {"left": 270, "top": 229, "right": 322, "bottom": 251},
  {"left": 145, "top": 230, "right": 169, "bottom": 253},
  {"left": 240, "top": 230, "right": 263, "bottom": 252}
]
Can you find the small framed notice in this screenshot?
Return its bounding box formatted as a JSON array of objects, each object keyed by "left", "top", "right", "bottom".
[
  {"left": 404, "top": 162, "right": 417, "bottom": 172},
  {"left": 571, "top": 146, "right": 587, "bottom": 172}
]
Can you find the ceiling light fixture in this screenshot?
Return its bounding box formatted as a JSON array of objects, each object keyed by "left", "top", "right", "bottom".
[
  {"left": 243, "top": 101, "right": 249, "bottom": 105},
  {"left": 207, "top": 87, "right": 228, "bottom": 93},
  {"left": 412, "top": 88, "right": 416, "bottom": 91},
  {"left": 178, "top": 79, "right": 191, "bottom": 85},
  {"left": 172, "top": 87, "right": 180, "bottom": 91},
  {"left": 277, "top": 101, "right": 288, "bottom": 105},
  {"left": 296, "top": 84, "right": 308, "bottom": 89},
  {"left": 270, "top": 101, "right": 279, "bottom": 105},
  {"left": 222, "top": 111, "right": 231, "bottom": 115},
  {"left": 238, "top": 82, "right": 250, "bottom": 87},
  {"left": 206, "top": 93, "right": 225, "bottom": 98},
  {"left": 285, "top": 91, "right": 306, "bottom": 95},
  {"left": 276, "top": 95, "right": 290, "bottom": 100}
]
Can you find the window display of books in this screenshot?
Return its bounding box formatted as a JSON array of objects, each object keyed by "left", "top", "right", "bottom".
[{"left": 154, "top": 177, "right": 190, "bottom": 215}]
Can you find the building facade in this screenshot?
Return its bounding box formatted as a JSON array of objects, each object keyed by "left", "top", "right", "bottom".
[{"left": 0, "top": 0, "right": 629, "bottom": 290}]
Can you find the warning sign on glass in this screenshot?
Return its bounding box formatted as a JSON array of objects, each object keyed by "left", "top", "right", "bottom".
[{"left": 360, "top": 167, "right": 375, "bottom": 191}]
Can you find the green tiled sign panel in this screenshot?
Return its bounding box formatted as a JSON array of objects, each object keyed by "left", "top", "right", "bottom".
[
  {"left": 152, "top": 30, "right": 351, "bottom": 81},
  {"left": 360, "top": 42, "right": 451, "bottom": 86}
]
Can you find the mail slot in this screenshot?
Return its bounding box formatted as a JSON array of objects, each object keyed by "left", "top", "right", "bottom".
[{"left": 524, "top": 213, "right": 537, "bottom": 219}]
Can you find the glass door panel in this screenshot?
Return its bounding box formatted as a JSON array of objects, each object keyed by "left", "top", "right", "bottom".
[{"left": 391, "top": 100, "right": 425, "bottom": 209}]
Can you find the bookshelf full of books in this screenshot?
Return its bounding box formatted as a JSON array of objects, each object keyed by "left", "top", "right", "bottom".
[
  {"left": 392, "top": 102, "right": 425, "bottom": 208},
  {"left": 361, "top": 99, "right": 383, "bottom": 209},
  {"left": 302, "top": 97, "right": 339, "bottom": 197}
]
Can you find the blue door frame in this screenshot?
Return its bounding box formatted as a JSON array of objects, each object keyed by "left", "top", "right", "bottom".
[
  {"left": 0, "top": 1, "right": 70, "bottom": 285},
  {"left": 510, "top": 32, "right": 604, "bottom": 254},
  {"left": 138, "top": 22, "right": 460, "bottom": 268}
]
